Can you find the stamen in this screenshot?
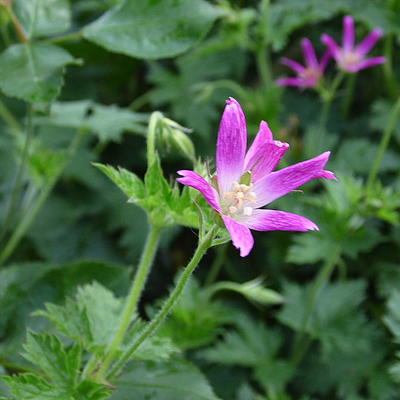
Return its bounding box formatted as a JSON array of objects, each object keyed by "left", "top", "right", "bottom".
[{"left": 243, "top": 207, "right": 253, "bottom": 216}]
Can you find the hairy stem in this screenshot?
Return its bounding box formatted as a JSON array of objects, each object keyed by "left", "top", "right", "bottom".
[
  {"left": 0, "top": 105, "right": 33, "bottom": 244},
  {"left": 95, "top": 225, "right": 162, "bottom": 378},
  {"left": 0, "top": 131, "right": 83, "bottom": 266},
  {"left": 366, "top": 95, "right": 400, "bottom": 194},
  {"left": 106, "top": 226, "right": 217, "bottom": 380}
]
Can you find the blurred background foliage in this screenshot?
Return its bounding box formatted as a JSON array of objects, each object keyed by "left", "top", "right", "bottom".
[{"left": 0, "top": 0, "right": 400, "bottom": 399}]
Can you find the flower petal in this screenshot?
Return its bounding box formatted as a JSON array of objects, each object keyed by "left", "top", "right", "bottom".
[
  {"left": 252, "top": 152, "right": 337, "bottom": 207},
  {"left": 348, "top": 56, "right": 386, "bottom": 72},
  {"left": 216, "top": 97, "right": 247, "bottom": 194},
  {"left": 238, "top": 209, "right": 318, "bottom": 232},
  {"left": 343, "top": 15, "right": 355, "bottom": 51},
  {"left": 301, "top": 38, "right": 318, "bottom": 68},
  {"left": 276, "top": 77, "right": 308, "bottom": 87},
  {"left": 356, "top": 29, "right": 384, "bottom": 56},
  {"left": 222, "top": 215, "right": 254, "bottom": 257},
  {"left": 281, "top": 57, "right": 305, "bottom": 74},
  {"left": 245, "top": 140, "right": 290, "bottom": 182},
  {"left": 177, "top": 170, "right": 221, "bottom": 212},
  {"left": 321, "top": 34, "right": 340, "bottom": 59}
]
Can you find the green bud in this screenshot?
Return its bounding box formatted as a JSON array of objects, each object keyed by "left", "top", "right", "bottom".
[{"left": 159, "top": 118, "right": 196, "bottom": 162}]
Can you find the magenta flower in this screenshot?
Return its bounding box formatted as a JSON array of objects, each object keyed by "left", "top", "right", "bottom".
[
  {"left": 321, "top": 15, "right": 385, "bottom": 73},
  {"left": 177, "top": 98, "right": 336, "bottom": 257},
  {"left": 276, "top": 38, "right": 331, "bottom": 88}
]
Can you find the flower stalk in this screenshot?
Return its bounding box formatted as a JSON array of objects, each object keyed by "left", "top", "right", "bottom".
[
  {"left": 94, "top": 224, "right": 162, "bottom": 378},
  {"left": 106, "top": 226, "right": 218, "bottom": 380},
  {"left": 366, "top": 95, "right": 400, "bottom": 194}
]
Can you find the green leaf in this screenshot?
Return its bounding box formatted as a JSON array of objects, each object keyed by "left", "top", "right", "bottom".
[
  {"left": 93, "top": 163, "right": 145, "bottom": 203},
  {"left": 211, "top": 277, "right": 284, "bottom": 306},
  {"left": 0, "top": 43, "right": 78, "bottom": 103},
  {"left": 22, "top": 332, "right": 80, "bottom": 387},
  {"left": 14, "top": 0, "right": 71, "bottom": 38},
  {"left": 2, "top": 373, "right": 110, "bottom": 400},
  {"left": 83, "top": 0, "right": 222, "bottom": 60},
  {"left": 111, "top": 358, "right": 220, "bottom": 400},
  {"left": 37, "top": 101, "right": 149, "bottom": 141},
  {"left": 2, "top": 374, "right": 72, "bottom": 399},
  {"left": 198, "top": 315, "right": 282, "bottom": 367},
  {"left": 156, "top": 278, "right": 230, "bottom": 350}
]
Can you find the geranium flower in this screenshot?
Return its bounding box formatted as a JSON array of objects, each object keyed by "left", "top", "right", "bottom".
[
  {"left": 321, "top": 15, "right": 385, "bottom": 73},
  {"left": 177, "top": 98, "right": 336, "bottom": 257},
  {"left": 276, "top": 38, "right": 331, "bottom": 88}
]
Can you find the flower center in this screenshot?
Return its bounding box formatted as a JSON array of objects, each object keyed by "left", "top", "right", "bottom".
[
  {"left": 340, "top": 51, "right": 361, "bottom": 67},
  {"left": 300, "top": 67, "right": 320, "bottom": 81},
  {"left": 222, "top": 181, "right": 256, "bottom": 217}
]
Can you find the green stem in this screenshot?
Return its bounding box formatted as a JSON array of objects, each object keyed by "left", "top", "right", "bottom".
[
  {"left": 0, "top": 99, "right": 22, "bottom": 132},
  {"left": 46, "top": 31, "right": 83, "bottom": 44},
  {"left": 147, "top": 112, "right": 163, "bottom": 166},
  {"left": 366, "top": 95, "right": 400, "bottom": 194},
  {"left": 317, "top": 72, "right": 345, "bottom": 153},
  {"left": 291, "top": 251, "right": 340, "bottom": 365},
  {"left": 383, "top": 35, "right": 399, "bottom": 99},
  {"left": 106, "top": 226, "right": 217, "bottom": 381},
  {"left": 0, "top": 105, "right": 33, "bottom": 244},
  {"left": 95, "top": 224, "right": 162, "bottom": 378},
  {"left": 256, "top": 46, "right": 272, "bottom": 88},
  {"left": 204, "top": 244, "right": 227, "bottom": 286},
  {"left": 341, "top": 73, "right": 356, "bottom": 119},
  {"left": 0, "top": 131, "right": 83, "bottom": 266},
  {"left": 3, "top": 2, "right": 27, "bottom": 42},
  {"left": 256, "top": 0, "right": 272, "bottom": 88}
]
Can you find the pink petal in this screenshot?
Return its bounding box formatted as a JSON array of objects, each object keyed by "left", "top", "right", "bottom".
[
  {"left": 347, "top": 56, "right": 386, "bottom": 72},
  {"left": 252, "top": 152, "right": 337, "bottom": 207},
  {"left": 343, "top": 15, "right": 355, "bottom": 51},
  {"left": 216, "top": 97, "right": 247, "bottom": 194},
  {"left": 281, "top": 57, "right": 305, "bottom": 74},
  {"left": 238, "top": 209, "right": 318, "bottom": 232},
  {"left": 301, "top": 38, "right": 318, "bottom": 68},
  {"left": 356, "top": 29, "right": 384, "bottom": 56},
  {"left": 321, "top": 34, "right": 340, "bottom": 59},
  {"left": 276, "top": 77, "right": 307, "bottom": 87},
  {"left": 222, "top": 215, "right": 254, "bottom": 257},
  {"left": 244, "top": 140, "right": 290, "bottom": 182},
  {"left": 177, "top": 170, "right": 221, "bottom": 212},
  {"left": 244, "top": 121, "right": 272, "bottom": 168}
]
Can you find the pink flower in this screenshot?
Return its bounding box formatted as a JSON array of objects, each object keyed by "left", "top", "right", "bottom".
[
  {"left": 177, "top": 98, "right": 336, "bottom": 257},
  {"left": 276, "top": 38, "right": 331, "bottom": 88},
  {"left": 321, "top": 15, "right": 386, "bottom": 73}
]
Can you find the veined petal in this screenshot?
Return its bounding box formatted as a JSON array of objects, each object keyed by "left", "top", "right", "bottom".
[
  {"left": 301, "top": 38, "right": 318, "bottom": 68},
  {"left": 350, "top": 56, "right": 386, "bottom": 72},
  {"left": 321, "top": 34, "right": 340, "bottom": 59},
  {"left": 244, "top": 141, "right": 290, "bottom": 182},
  {"left": 177, "top": 170, "right": 221, "bottom": 212},
  {"left": 216, "top": 97, "right": 247, "bottom": 194},
  {"left": 343, "top": 15, "right": 355, "bottom": 51},
  {"left": 238, "top": 209, "right": 318, "bottom": 232},
  {"left": 252, "top": 152, "right": 337, "bottom": 207},
  {"left": 356, "top": 29, "right": 384, "bottom": 56},
  {"left": 222, "top": 215, "right": 254, "bottom": 257},
  {"left": 244, "top": 121, "right": 272, "bottom": 167},
  {"left": 281, "top": 57, "right": 305, "bottom": 74}
]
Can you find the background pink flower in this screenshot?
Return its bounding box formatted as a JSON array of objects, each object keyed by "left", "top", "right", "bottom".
[
  {"left": 321, "top": 15, "right": 386, "bottom": 72},
  {"left": 276, "top": 38, "right": 331, "bottom": 88}
]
